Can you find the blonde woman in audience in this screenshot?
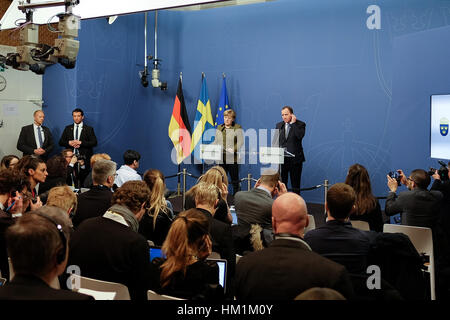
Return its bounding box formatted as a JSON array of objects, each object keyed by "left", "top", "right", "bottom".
[
  {"left": 46, "top": 185, "right": 78, "bottom": 221},
  {"left": 139, "top": 169, "right": 174, "bottom": 246},
  {"left": 185, "top": 166, "right": 232, "bottom": 224},
  {"left": 149, "top": 209, "right": 224, "bottom": 300}
]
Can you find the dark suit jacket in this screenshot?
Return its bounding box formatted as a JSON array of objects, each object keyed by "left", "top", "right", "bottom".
[
  {"left": 234, "top": 238, "right": 354, "bottom": 300},
  {"left": 59, "top": 124, "right": 98, "bottom": 166},
  {"left": 68, "top": 216, "right": 151, "bottom": 300},
  {"left": 234, "top": 188, "right": 273, "bottom": 229},
  {"left": 17, "top": 124, "right": 54, "bottom": 160},
  {"left": 304, "top": 220, "right": 377, "bottom": 274},
  {"left": 385, "top": 188, "right": 443, "bottom": 228},
  {"left": 275, "top": 120, "right": 306, "bottom": 163},
  {"left": 72, "top": 185, "right": 113, "bottom": 228},
  {"left": 0, "top": 275, "right": 93, "bottom": 300}
]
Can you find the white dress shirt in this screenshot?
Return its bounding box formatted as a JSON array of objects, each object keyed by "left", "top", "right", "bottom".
[
  {"left": 33, "top": 123, "right": 45, "bottom": 149},
  {"left": 115, "top": 165, "right": 142, "bottom": 187},
  {"left": 73, "top": 122, "right": 83, "bottom": 140}
]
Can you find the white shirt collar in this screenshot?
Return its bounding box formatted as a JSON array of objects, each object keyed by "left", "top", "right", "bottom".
[{"left": 74, "top": 122, "right": 83, "bottom": 128}]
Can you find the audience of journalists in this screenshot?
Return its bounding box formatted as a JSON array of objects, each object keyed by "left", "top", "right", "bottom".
[{"left": 1, "top": 148, "right": 450, "bottom": 301}]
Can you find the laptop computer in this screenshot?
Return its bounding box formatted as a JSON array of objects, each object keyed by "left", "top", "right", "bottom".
[
  {"left": 149, "top": 245, "right": 165, "bottom": 261},
  {"left": 206, "top": 258, "right": 227, "bottom": 293}
]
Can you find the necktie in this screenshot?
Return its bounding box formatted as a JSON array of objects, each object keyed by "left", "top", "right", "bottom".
[
  {"left": 37, "top": 126, "right": 43, "bottom": 148},
  {"left": 285, "top": 123, "right": 290, "bottom": 138},
  {"left": 75, "top": 125, "right": 79, "bottom": 155},
  {"left": 75, "top": 125, "right": 79, "bottom": 140}
]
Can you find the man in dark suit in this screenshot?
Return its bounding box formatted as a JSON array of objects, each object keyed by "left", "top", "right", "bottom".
[
  {"left": 17, "top": 110, "right": 54, "bottom": 160},
  {"left": 0, "top": 206, "right": 93, "bottom": 300},
  {"left": 304, "top": 183, "right": 376, "bottom": 274},
  {"left": 385, "top": 168, "right": 443, "bottom": 228},
  {"left": 234, "top": 169, "right": 287, "bottom": 230},
  {"left": 275, "top": 106, "right": 305, "bottom": 194},
  {"left": 68, "top": 181, "right": 151, "bottom": 300},
  {"left": 59, "top": 108, "right": 98, "bottom": 170},
  {"left": 234, "top": 192, "right": 354, "bottom": 300},
  {"left": 194, "top": 182, "right": 235, "bottom": 293},
  {"left": 72, "top": 159, "right": 116, "bottom": 228}
]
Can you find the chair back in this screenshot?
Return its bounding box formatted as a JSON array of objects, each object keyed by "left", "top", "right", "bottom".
[
  {"left": 351, "top": 220, "right": 370, "bottom": 231},
  {"left": 147, "top": 289, "right": 186, "bottom": 300},
  {"left": 69, "top": 274, "right": 130, "bottom": 300},
  {"left": 304, "top": 214, "right": 316, "bottom": 234},
  {"left": 382, "top": 224, "right": 435, "bottom": 300}
]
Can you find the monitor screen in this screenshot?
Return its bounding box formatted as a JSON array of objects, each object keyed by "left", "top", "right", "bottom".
[
  {"left": 431, "top": 94, "right": 450, "bottom": 159},
  {"left": 206, "top": 258, "right": 227, "bottom": 292}
]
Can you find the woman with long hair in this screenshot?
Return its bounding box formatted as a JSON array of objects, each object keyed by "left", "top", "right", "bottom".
[
  {"left": 0, "top": 155, "right": 19, "bottom": 170},
  {"left": 14, "top": 155, "right": 47, "bottom": 210},
  {"left": 138, "top": 169, "right": 174, "bottom": 246},
  {"left": 185, "top": 166, "right": 232, "bottom": 224},
  {"left": 38, "top": 154, "right": 68, "bottom": 196},
  {"left": 150, "top": 209, "right": 223, "bottom": 300},
  {"left": 345, "top": 163, "right": 383, "bottom": 232}
]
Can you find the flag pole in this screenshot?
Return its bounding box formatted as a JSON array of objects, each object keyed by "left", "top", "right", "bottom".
[{"left": 177, "top": 71, "right": 183, "bottom": 196}]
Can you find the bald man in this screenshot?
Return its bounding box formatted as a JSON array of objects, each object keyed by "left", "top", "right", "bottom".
[
  {"left": 234, "top": 192, "right": 354, "bottom": 300},
  {"left": 17, "top": 110, "right": 54, "bottom": 160}
]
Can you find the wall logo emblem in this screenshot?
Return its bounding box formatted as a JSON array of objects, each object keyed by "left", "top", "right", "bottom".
[{"left": 440, "top": 117, "right": 449, "bottom": 136}]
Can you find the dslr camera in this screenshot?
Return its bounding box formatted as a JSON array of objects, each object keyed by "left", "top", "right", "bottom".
[
  {"left": 388, "top": 170, "right": 402, "bottom": 186},
  {"left": 428, "top": 160, "right": 449, "bottom": 181}
]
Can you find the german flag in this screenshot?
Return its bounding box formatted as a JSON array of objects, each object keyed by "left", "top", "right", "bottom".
[{"left": 168, "top": 78, "right": 192, "bottom": 164}]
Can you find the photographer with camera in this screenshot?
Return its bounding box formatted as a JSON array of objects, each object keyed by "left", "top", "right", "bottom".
[
  {"left": 385, "top": 168, "right": 442, "bottom": 228},
  {"left": 62, "top": 149, "right": 88, "bottom": 189},
  {"left": 430, "top": 161, "right": 450, "bottom": 212}
]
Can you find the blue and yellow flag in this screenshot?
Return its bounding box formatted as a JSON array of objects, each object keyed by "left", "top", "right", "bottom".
[
  {"left": 191, "top": 75, "right": 215, "bottom": 157},
  {"left": 215, "top": 77, "right": 229, "bottom": 127}
]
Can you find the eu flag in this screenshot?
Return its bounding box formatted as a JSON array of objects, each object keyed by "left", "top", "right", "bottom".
[{"left": 215, "top": 76, "right": 229, "bottom": 127}]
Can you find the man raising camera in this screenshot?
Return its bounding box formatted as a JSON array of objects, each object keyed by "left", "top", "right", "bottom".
[{"left": 385, "top": 168, "right": 442, "bottom": 228}]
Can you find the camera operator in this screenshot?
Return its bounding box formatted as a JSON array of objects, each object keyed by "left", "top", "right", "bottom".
[
  {"left": 385, "top": 168, "right": 442, "bottom": 228},
  {"left": 62, "top": 149, "right": 87, "bottom": 189},
  {"left": 431, "top": 161, "right": 450, "bottom": 209}
]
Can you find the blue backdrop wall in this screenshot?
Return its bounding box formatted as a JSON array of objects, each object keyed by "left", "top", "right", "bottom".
[{"left": 43, "top": 0, "right": 450, "bottom": 203}]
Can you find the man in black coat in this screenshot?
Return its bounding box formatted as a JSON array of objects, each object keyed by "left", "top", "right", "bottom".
[
  {"left": 59, "top": 108, "right": 97, "bottom": 170},
  {"left": 193, "top": 182, "right": 235, "bottom": 294},
  {"left": 234, "top": 192, "right": 354, "bottom": 300},
  {"left": 68, "top": 181, "right": 151, "bottom": 300},
  {"left": 275, "top": 106, "right": 305, "bottom": 194},
  {"left": 72, "top": 159, "right": 116, "bottom": 228},
  {"left": 17, "top": 110, "right": 54, "bottom": 160},
  {"left": 385, "top": 169, "right": 443, "bottom": 228},
  {"left": 305, "top": 183, "right": 377, "bottom": 275}
]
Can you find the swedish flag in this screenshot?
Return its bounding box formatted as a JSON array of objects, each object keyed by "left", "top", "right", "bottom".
[
  {"left": 215, "top": 77, "right": 229, "bottom": 127},
  {"left": 191, "top": 75, "right": 215, "bottom": 157}
]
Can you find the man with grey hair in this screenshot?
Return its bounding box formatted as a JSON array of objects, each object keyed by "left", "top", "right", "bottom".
[
  {"left": 72, "top": 159, "right": 116, "bottom": 228},
  {"left": 234, "top": 192, "right": 354, "bottom": 300},
  {"left": 0, "top": 206, "right": 92, "bottom": 300}
]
